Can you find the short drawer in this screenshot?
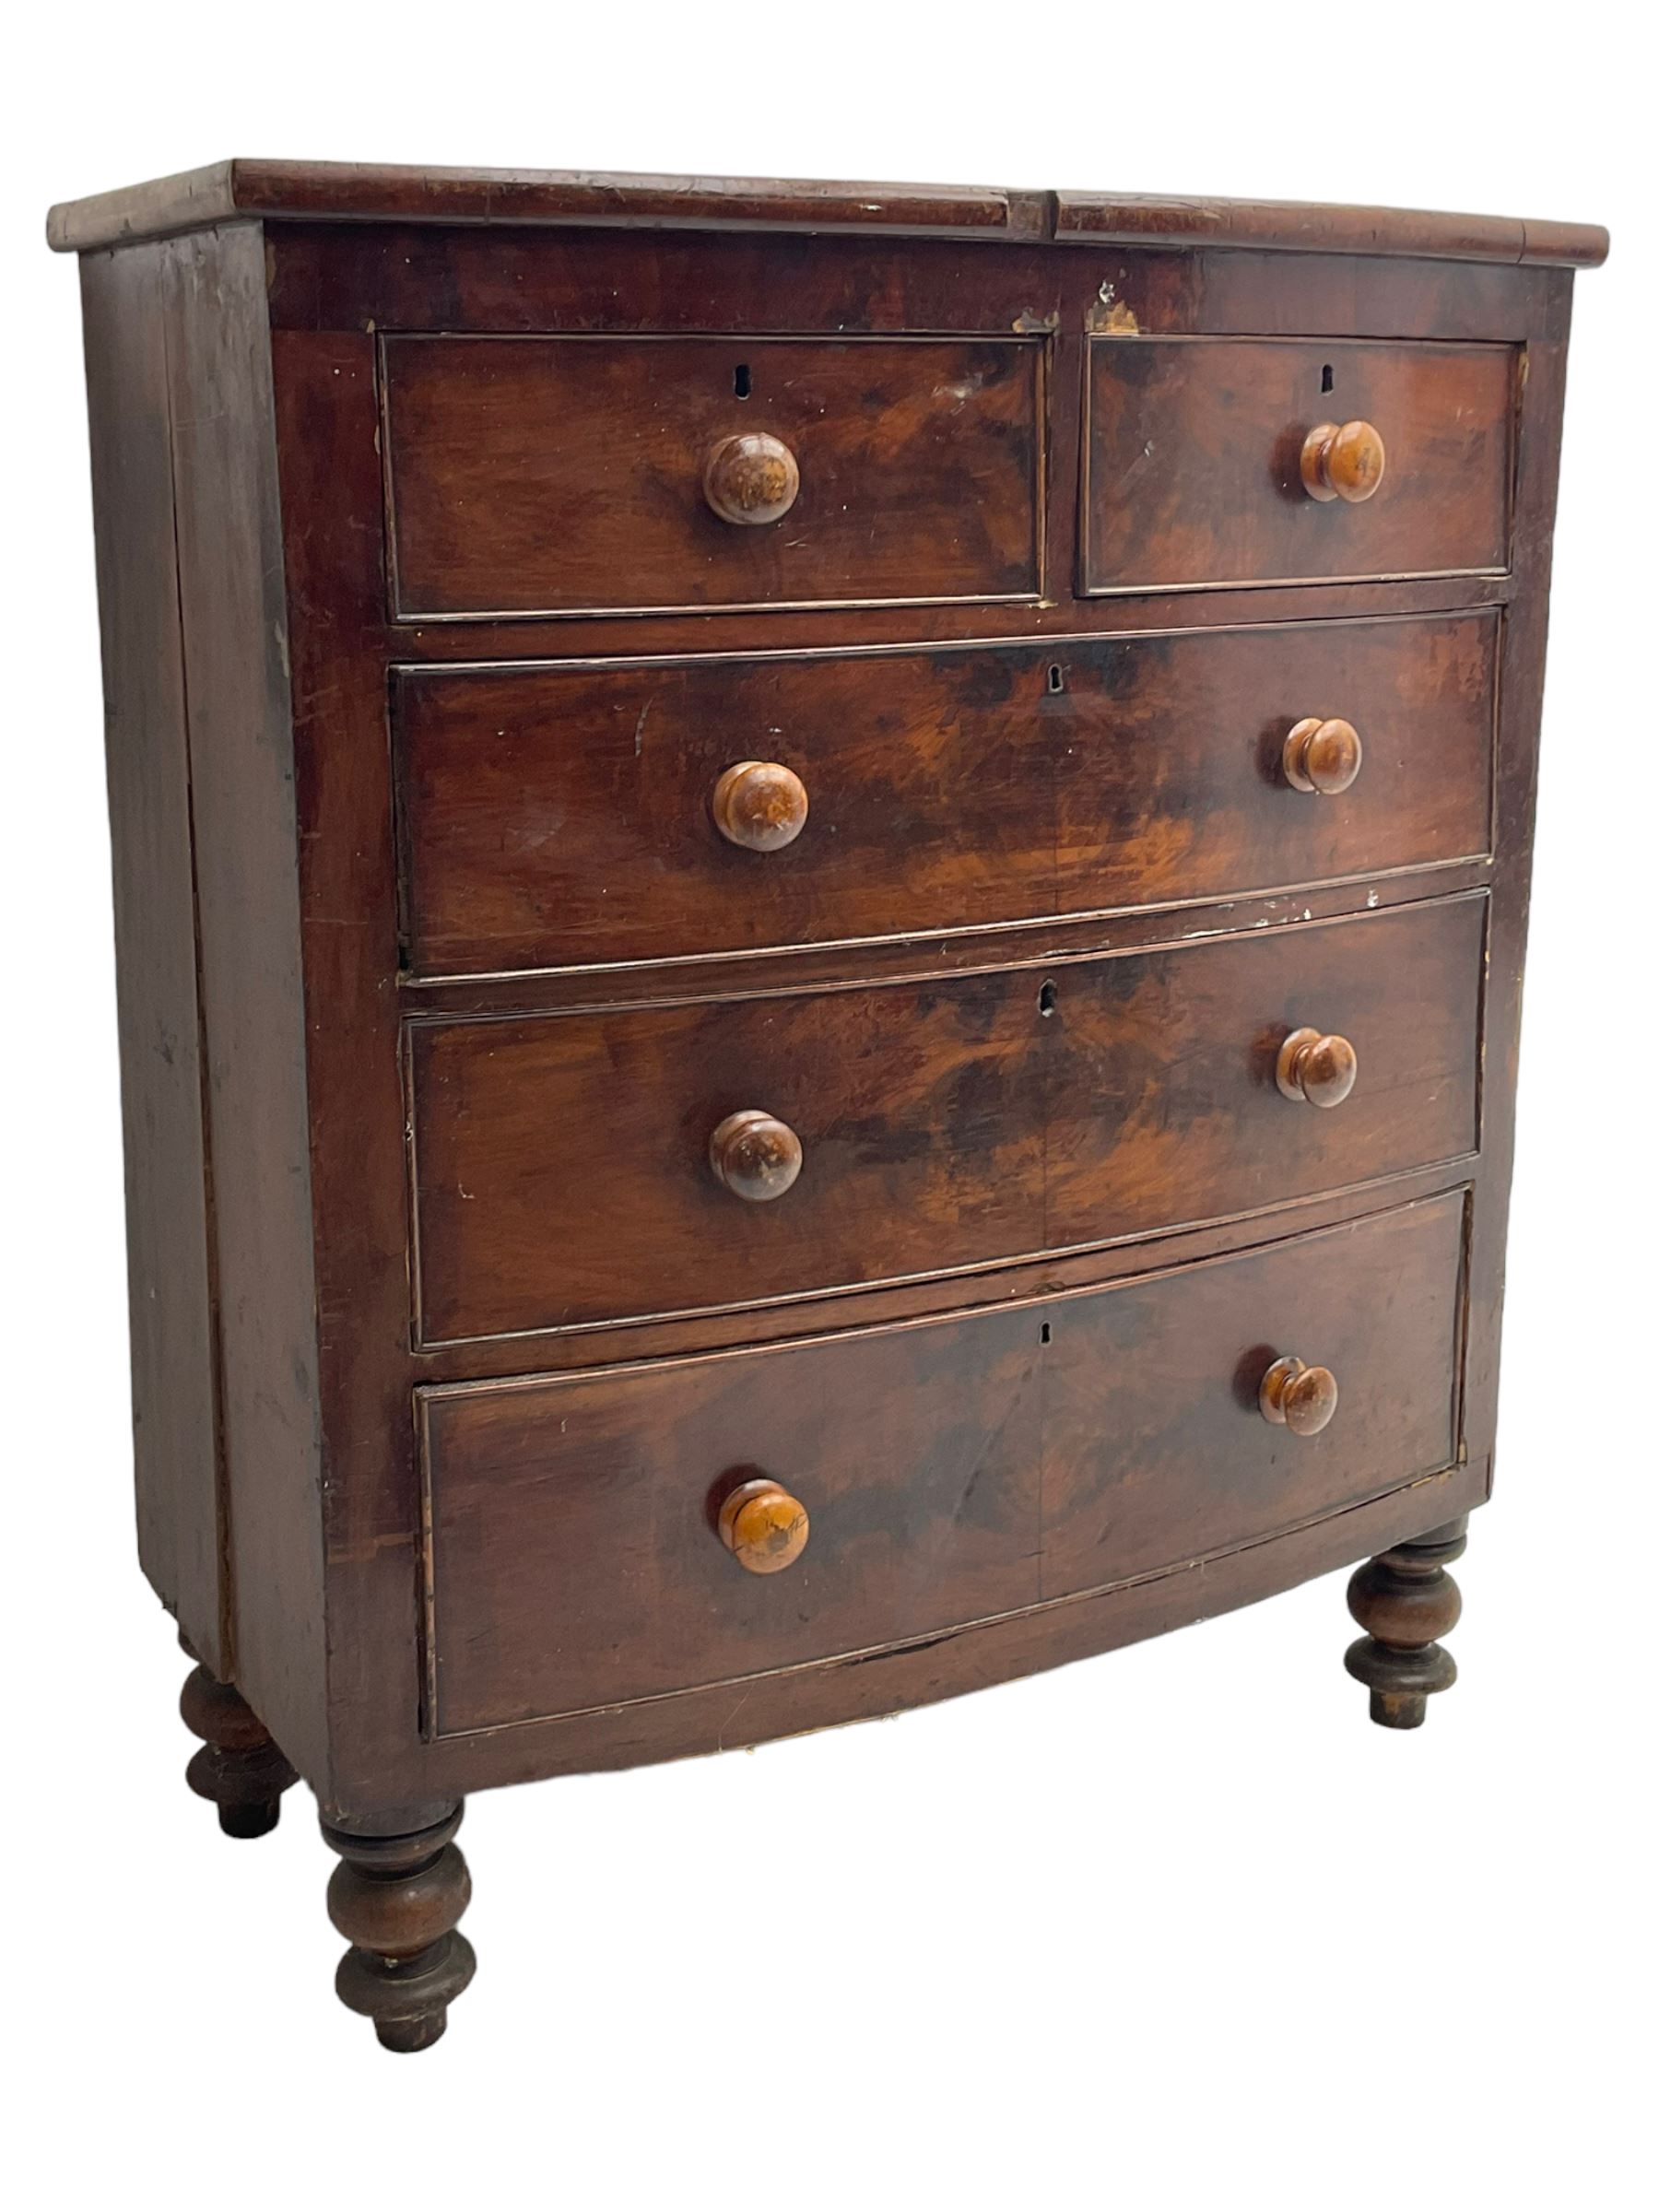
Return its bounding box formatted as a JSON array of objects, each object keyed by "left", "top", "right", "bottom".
[
  {"left": 1083, "top": 337, "right": 1514, "bottom": 593},
  {"left": 394, "top": 611, "right": 1497, "bottom": 978},
  {"left": 381, "top": 335, "right": 1043, "bottom": 619},
  {"left": 408, "top": 894, "right": 1483, "bottom": 1343},
  {"left": 420, "top": 1189, "right": 1466, "bottom": 1734}
]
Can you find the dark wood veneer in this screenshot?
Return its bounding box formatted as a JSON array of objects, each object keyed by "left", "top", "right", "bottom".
[
  {"left": 76, "top": 246, "right": 226, "bottom": 1674},
  {"left": 422, "top": 1191, "right": 1465, "bottom": 1735},
  {"left": 408, "top": 895, "right": 1482, "bottom": 1343},
  {"left": 393, "top": 611, "right": 1496, "bottom": 977},
  {"left": 46, "top": 161, "right": 1608, "bottom": 265},
  {"left": 381, "top": 334, "right": 1043, "bottom": 618},
  {"left": 1084, "top": 337, "right": 1514, "bottom": 594}
]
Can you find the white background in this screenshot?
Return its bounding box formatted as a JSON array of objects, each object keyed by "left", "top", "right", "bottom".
[{"left": 5, "top": 10, "right": 1652, "bottom": 2206}]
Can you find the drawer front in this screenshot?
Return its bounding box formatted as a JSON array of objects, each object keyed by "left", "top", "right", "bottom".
[
  {"left": 382, "top": 335, "right": 1043, "bottom": 618},
  {"left": 1083, "top": 338, "right": 1513, "bottom": 593},
  {"left": 409, "top": 895, "right": 1483, "bottom": 1343},
  {"left": 394, "top": 612, "right": 1496, "bottom": 978},
  {"left": 421, "top": 1191, "right": 1466, "bottom": 1734}
]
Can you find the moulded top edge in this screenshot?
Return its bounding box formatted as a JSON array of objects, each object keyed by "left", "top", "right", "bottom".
[{"left": 45, "top": 159, "right": 1610, "bottom": 268}]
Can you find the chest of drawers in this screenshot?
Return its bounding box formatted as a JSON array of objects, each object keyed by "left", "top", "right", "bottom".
[{"left": 49, "top": 160, "right": 1606, "bottom": 2052}]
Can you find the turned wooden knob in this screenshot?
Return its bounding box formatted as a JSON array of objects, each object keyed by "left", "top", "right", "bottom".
[
  {"left": 719, "top": 1477, "right": 810, "bottom": 1574},
  {"left": 1276, "top": 1027, "right": 1358, "bottom": 1109},
  {"left": 1300, "top": 420, "right": 1386, "bottom": 503},
  {"left": 709, "top": 1110, "right": 803, "bottom": 1201},
  {"left": 1259, "top": 1355, "right": 1340, "bottom": 1436},
  {"left": 712, "top": 760, "right": 808, "bottom": 852},
  {"left": 1283, "top": 717, "right": 1363, "bottom": 795},
  {"left": 703, "top": 432, "right": 800, "bottom": 525}
]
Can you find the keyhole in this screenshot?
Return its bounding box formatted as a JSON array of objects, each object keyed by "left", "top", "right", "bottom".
[
  {"left": 1321, "top": 363, "right": 1335, "bottom": 394},
  {"left": 734, "top": 362, "right": 752, "bottom": 399},
  {"left": 1040, "top": 1322, "right": 1052, "bottom": 1346},
  {"left": 1039, "top": 979, "right": 1058, "bottom": 1018},
  {"left": 1047, "top": 664, "right": 1065, "bottom": 694}
]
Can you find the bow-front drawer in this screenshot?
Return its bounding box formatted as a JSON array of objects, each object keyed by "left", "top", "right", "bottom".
[
  {"left": 380, "top": 334, "right": 1043, "bottom": 619},
  {"left": 418, "top": 1189, "right": 1466, "bottom": 1735},
  {"left": 407, "top": 893, "right": 1483, "bottom": 1344},
  {"left": 1083, "top": 337, "right": 1514, "bottom": 593},
  {"left": 393, "top": 611, "right": 1496, "bottom": 978}
]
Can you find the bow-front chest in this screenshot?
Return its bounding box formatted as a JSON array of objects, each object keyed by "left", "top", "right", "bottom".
[{"left": 48, "top": 161, "right": 1606, "bottom": 2049}]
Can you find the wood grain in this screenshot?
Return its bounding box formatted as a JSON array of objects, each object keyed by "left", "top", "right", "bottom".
[
  {"left": 49, "top": 162, "right": 1050, "bottom": 253},
  {"left": 408, "top": 895, "right": 1484, "bottom": 1343},
  {"left": 1084, "top": 338, "right": 1513, "bottom": 592},
  {"left": 1052, "top": 192, "right": 1606, "bottom": 266},
  {"left": 46, "top": 162, "right": 1607, "bottom": 266},
  {"left": 392, "top": 612, "right": 1497, "bottom": 977},
  {"left": 1300, "top": 419, "right": 1387, "bottom": 504},
  {"left": 718, "top": 1477, "right": 812, "bottom": 1574},
  {"left": 420, "top": 1191, "right": 1465, "bottom": 1735},
  {"left": 76, "top": 243, "right": 226, "bottom": 1673},
  {"left": 158, "top": 226, "right": 330, "bottom": 1781},
  {"left": 381, "top": 335, "right": 1042, "bottom": 618}
]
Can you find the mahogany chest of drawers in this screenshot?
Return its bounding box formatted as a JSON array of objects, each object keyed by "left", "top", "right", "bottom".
[{"left": 49, "top": 160, "right": 1606, "bottom": 2051}]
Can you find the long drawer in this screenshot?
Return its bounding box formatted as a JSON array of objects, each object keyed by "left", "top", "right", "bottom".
[
  {"left": 1083, "top": 337, "right": 1514, "bottom": 593},
  {"left": 407, "top": 894, "right": 1484, "bottom": 1344},
  {"left": 393, "top": 612, "right": 1497, "bottom": 978},
  {"left": 381, "top": 334, "right": 1043, "bottom": 619},
  {"left": 419, "top": 1190, "right": 1467, "bottom": 1735}
]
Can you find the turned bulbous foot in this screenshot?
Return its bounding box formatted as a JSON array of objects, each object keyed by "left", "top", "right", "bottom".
[
  {"left": 180, "top": 1660, "right": 297, "bottom": 1836},
  {"left": 323, "top": 1804, "right": 476, "bottom": 2052},
  {"left": 1345, "top": 1515, "right": 1467, "bottom": 1729}
]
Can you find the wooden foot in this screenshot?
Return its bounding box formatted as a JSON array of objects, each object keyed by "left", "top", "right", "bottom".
[
  {"left": 323, "top": 1804, "right": 476, "bottom": 2052},
  {"left": 180, "top": 1659, "right": 297, "bottom": 1836},
  {"left": 1345, "top": 1514, "right": 1467, "bottom": 1729}
]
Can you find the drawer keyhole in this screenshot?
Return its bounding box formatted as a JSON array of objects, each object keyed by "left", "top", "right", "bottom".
[
  {"left": 1321, "top": 362, "right": 1335, "bottom": 393},
  {"left": 1039, "top": 979, "right": 1059, "bottom": 1018},
  {"left": 734, "top": 361, "right": 752, "bottom": 399}
]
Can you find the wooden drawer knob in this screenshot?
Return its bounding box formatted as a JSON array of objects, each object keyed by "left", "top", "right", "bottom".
[
  {"left": 719, "top": 1477, "right": 810, "bottom": 1574},
  {"left": 1259, "top": 1355, "right": 1340, "bottom": 1436},
  {"left": 712, "top": 760, "right": 808, "bottom": 852},
  {"left": 1300, "top": 420, "right": 1386, "bottom": 504},
  {"left": 1283, "top": 717, "right": 1362, "bottom": 795},
  {"left": 703, "top": 432, "right": 800, "bottom": 526},
  {"left": 1276, "top": 1027, "right": 1358, "bottom": 1109},
  {"left": 709, "top": 1110, "right": 803, "bottom": 1202}
]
